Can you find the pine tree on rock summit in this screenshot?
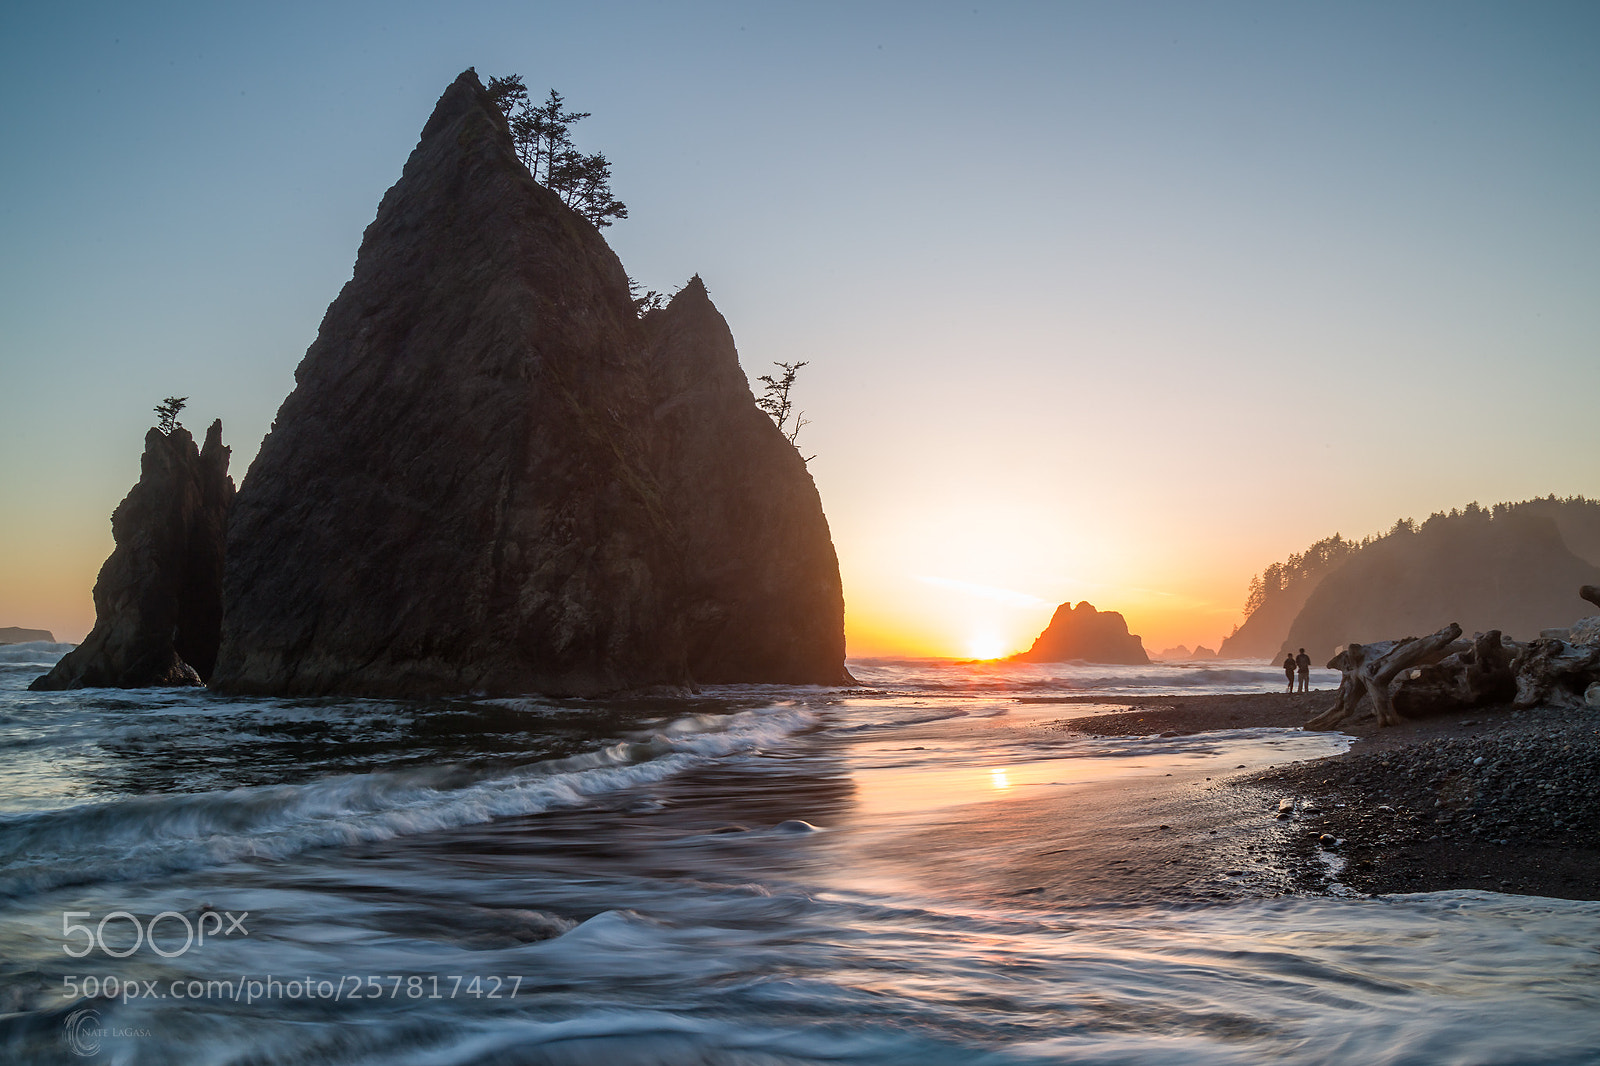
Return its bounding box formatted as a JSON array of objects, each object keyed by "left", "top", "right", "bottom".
[{"left": 487, "top": 76, "right": 628, "bottom": 228}]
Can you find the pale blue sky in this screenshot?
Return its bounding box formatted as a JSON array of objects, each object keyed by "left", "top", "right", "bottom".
[{"left": 3, "top": 2, "right": 1597, "bottom": 651}]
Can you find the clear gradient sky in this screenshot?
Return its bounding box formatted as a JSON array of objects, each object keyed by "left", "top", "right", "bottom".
[{"left": 2, "top": 2, "right": 1597, "bottom": 656}]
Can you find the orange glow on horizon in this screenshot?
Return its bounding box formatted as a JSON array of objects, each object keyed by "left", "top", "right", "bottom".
[{"left": 844, "top": 579, "right": 1241, "bottom": 661}]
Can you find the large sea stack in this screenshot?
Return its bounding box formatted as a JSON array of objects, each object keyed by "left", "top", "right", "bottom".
[
  {"left": 1010, "top": 601, "right": 1150, "bottom": 665},
  {"left": 32, "top": 422, "right": 234, "bottom": 689},
  {"left": 212, "top": 70, "right": 848, "bottom": 697}
]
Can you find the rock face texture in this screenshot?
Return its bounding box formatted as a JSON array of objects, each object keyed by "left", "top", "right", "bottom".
[
  {"left": 32, "top": 422, "right": 234, "bottom": 689},
  {"left": 1011, "top": 601, "right": 1150, "bottom": 665},
  {"left": 212, "top": 70, "right": 848, "bottom": 697},
  {"left": 642, "top": 278, "right": 847, "bottom": 684}
]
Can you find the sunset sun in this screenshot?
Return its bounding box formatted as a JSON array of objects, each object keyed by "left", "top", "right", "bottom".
[{"left": 968, "top": 633, "right": 1007, "bottom": 660}]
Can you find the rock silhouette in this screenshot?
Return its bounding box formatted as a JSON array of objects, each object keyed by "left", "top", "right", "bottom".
[
  {"left": 1217, "top": 579, "right": 1320, "bottom": 659},
  {"left": 1011, "top": 601, "right": 1150, "bottom": 665},
  {"left": 1281, "top": 512, "right": 1600, "bottom": 662},
  {"left": 1227, "top": 498, "right": 1600, "bottom": 661},
  {"left": 0, "top": 628, "right": 55, "bottom": 644},
  {"left": 643, "top": 278, "right": 847, "bottom": 683},
  {"left": 32, "top": 422, "right": 234, "bottom": 689},
  {"left": 212, "top": 70, "right": 848, "bottom": 697}
]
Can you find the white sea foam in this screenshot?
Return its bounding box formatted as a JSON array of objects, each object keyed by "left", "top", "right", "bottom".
[
  {"left": 0, "top": 705, "right": 816, "bottom": 897},
  {"left": 0, "top": 640, "right": 74, "bottom": 661}
]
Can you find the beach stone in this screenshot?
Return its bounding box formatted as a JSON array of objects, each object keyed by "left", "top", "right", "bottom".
[
  {"left": 212, "top": 71, "right": 849, "bottom": 697},
  {"left": 1572, "top": 616, "right": 1600, "bottom": 645},
  {"left": 32, "top": 422, "right": 234, "bottom": 689},
  {"left": 1586, "top": 682, "right": 1600, "bottom": 708}
]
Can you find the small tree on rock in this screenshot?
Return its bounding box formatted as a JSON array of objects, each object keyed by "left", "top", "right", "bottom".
[
  {"left": 489, "top": 77, "right": 628, "bottom": 228},
  {"left": 628, "top": 277, "right": 666, "bottom": 315},
  {"left": 756, "top": 362, "right": 813, "bottom": 461},
  {"left": 154, "top": 397, "right": 187, "bottom": 435}
]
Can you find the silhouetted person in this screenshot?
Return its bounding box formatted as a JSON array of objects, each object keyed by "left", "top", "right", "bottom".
[
  {"left": 1295, "top": 648, "right": 1311, "bottom": 693},
  {"left": 1283, "top": 653, "right": 1296, "bottom": 693}
]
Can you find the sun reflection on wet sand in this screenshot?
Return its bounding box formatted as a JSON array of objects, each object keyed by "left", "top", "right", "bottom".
[{"left": 845, "top": 730, "right": 1347, "bottom": 819}]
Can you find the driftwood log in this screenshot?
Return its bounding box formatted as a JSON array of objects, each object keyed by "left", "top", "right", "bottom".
[
  {"left": 1512, "top": 638, "right": 1600, "bottom": 710},
  {"left": 1304, "top": 622, "right": 1464, "bottom": 730},
  {"left": 1305, "top": 588, "right": 1600, "bottom": 727},
  {"left": 1391, "top": 629, "right": 1517, "bottom": 718}
]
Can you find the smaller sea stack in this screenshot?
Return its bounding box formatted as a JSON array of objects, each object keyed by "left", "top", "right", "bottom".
[
  {"left": 0, "top": 628, "right": 55, "bottom": 644},
  {"left": 1011, "top": 600, "right": 1150, "bottom": 665},
  {"left": 32, "top": 421, "right": 234, "bottom": 689}
]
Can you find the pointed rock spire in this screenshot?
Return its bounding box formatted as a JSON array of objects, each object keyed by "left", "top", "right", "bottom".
[
  {"left": 213, "top": 72, "right": 848, "bottom": 696},
  {"left": 33, "top": 420, "right": 235, "bottom": 689}
]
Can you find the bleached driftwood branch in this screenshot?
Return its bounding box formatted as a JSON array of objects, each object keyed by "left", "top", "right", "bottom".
[
  {"left": 1512, "top": 638, "right": 1600, "bottom": 710},
  {"left": 1390, "top": 629, "right": 1516, "bottom": 717},
  {"left": 1304, "top": 622, "right": 1464, "bottom": 730}
]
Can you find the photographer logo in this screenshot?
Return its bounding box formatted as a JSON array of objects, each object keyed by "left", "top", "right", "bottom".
[{"left": 62, "top": 1007, "right": 100, "bottom": 1057}]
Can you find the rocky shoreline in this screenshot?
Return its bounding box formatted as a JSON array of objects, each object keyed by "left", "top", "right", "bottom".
[{"left": 1052, "top": 691, "right": 1600, "bottom": 901}]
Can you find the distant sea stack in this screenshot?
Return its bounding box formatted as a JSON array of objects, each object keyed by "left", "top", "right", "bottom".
[
  {"left": 1, "top": 628, "right": 55, "bottom": 644},
  {"left": 31, "top": 422, "right": 234, "bottom": 689},
  {"left": 1156, "top": 644, "right": 1217, "bottom": 660},
  {"left": 211, "top": 70, "right": 848, "bottom": 697},
  {"left": 1011, "top": 601, "right": 1150, "bottom": 665}
]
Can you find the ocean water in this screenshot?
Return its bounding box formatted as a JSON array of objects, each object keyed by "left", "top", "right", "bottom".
[{"left": 1, "top": 643, "right": 1597, "bottom": 1065}]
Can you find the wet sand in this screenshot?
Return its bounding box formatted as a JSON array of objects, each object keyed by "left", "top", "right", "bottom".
[
  {"left": 835, "top": 763, "right": 1323, "bottom": 906},
  {"left": 821, "top": 694, "right": 1341, "bottom": 907},
  {"left": 1042, "top": 691, "right": 1600, "bottom": 901}
]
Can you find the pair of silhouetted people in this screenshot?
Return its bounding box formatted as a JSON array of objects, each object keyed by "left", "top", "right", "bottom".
[{"left": 1284, "top": 649, "right": 1312, "bottom": 693}]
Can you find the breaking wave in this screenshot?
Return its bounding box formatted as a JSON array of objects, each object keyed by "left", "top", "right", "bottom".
[{"left": 0, "top": 705, "right": 815, "bottom": 899}]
